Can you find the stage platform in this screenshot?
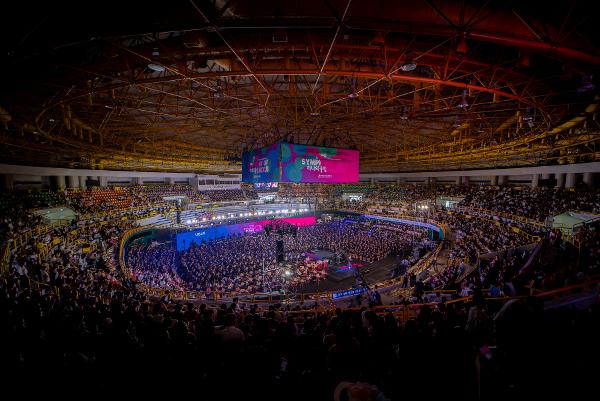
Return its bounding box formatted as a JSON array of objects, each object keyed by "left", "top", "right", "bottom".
[{"left": 295, "top": 251, "right": 400, "bottom": 294}]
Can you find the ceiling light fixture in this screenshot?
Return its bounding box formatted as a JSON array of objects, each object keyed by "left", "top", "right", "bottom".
[
  {"left": 457, "top": 89, "right": 469, "bottom": 109},
  {"left": 369, "top": 31, "right": 385, "bottom": 47},
  {"left": 400, "top": 106, "right": 410, "bottom": 120},
  {"left": 400, "top": 60, "right": 417, "bottom": 72},
  {"left": 456, "top": 32, "right": 468, "bottom": 54},
  {"left": 348, "top": 77, "right": 359, "bottom": 99},
  {"left": 147, "top": 63, "right": 165, "bottom": 72}
]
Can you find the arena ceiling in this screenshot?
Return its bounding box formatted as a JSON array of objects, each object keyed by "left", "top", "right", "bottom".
[{"left": 1, "top": 0, "right": 599, "bottom": 173}]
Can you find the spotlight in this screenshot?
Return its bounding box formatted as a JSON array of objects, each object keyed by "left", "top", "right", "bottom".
[
  {"left": 400, "top": 60, "right": 417, "bottom": 72},
  {"left": 452, "top": 116, "right": 462, "bottom": 128},
  {"left": 147, "top": 63, "right": 165, "bottom": 73},
  {"left": 213, "top": 86, "right": 225, "bottom": 99},
  {"left": 517, "top": 53, "right": 530, "bottom": 68}
]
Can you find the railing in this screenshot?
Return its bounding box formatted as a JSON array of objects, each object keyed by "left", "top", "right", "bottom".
[
  {"left": 118, "top": 226, "right": 147, "bottom": 274},
  {"left": 290, "top": 276, "right": 599, "bottom": 319},
  {"left": 451, "top": 205, "right": 546, "bottom": 228},
  {"left": 283, "top": 278, "right": 600, "bottom": 326},
  {"left": 531, "top": 275, "right": 600, "bottom": 299},
  {"left": 0, "top": 244, "right": 10, "bottom": 274},
  {"left": 0, "top": 222, "right": 60, "bottom": 273},
  {"left": 25, "top": 277, "right": 62, "bottom": 299},
  {"left": 1, "top": 208, "right": 158, "bottom": 275},
  {"left": 450, "top": 207, "right": 542, "bottom": 242},
  {"left": 78, "top": 205, "right": 161, "bottom": 222}
]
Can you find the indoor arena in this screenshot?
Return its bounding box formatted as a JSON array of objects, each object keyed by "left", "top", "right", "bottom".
[{"left": 0, "top": 1, "right": 598, "bottom": 400}]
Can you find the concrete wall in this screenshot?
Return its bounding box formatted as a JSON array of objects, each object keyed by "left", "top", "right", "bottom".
[
  {"left": 361, "top": 162, "right": 600, "bottom": 188},
  {"left": 361, "top": 162, "right": 600, "bottom": 180}
]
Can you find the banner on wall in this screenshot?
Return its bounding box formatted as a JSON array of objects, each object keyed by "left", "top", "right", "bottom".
[{"left": 176, "top": 216, "right": 316, "bottom": 251}]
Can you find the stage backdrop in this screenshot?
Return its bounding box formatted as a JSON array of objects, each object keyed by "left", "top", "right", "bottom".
[
  {"left": 242, "top": 142, "right": 359, "bottom": 183},
  {"left": 176, "top": 216, "right": 316, "bottom": 251}
]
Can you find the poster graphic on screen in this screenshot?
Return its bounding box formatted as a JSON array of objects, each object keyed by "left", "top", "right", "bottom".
[
  {"left": 242, "top": 143, "right": 281, "bottom": 183},
  {"left": 280, "top": 143, "right": 359, "bottom": 183}
]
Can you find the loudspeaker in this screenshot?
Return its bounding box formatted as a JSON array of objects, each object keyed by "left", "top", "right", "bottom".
[{"left": 276, "top": 239, "right": 284, "bottom": 263}]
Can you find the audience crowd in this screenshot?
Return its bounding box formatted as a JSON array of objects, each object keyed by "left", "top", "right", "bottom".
[
  {"left": 127, "top": 219, "right": 421, "bottom": 296},
  {"left": 458, "top": 186, "right": 600, "bottom": 221},
  {"left": 127, "top": 242, "right": 187, "bottom": 290},
  {"left": 200, "top": 189, "right": 247, "bottom": 202},
  {"left": 0, "top": 185, "right": 598, "bottom": 399}
]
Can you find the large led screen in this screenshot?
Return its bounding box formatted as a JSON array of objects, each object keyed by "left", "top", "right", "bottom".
[
  {"left": 176, "top": 216, "right": 316, "bottom": 251},
  {"left": 242, "top": 143, "right": 281, "bottom": 183},
  {"left": 280, "top": 143, "right": 359, "bottom": 183},
  {"left": 242, "top": 142, "right": 359, "bottom": 183}
]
